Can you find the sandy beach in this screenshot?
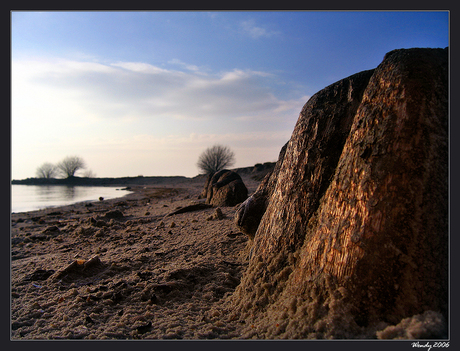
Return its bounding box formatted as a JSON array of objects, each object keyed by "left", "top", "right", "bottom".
[{"left": 11, "top": 173, "right": 263, "bottom": 339}]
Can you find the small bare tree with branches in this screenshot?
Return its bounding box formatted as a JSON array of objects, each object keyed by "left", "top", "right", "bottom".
[
  {"left": 197, "top": 144, "right": 235, "bottom": 175},
  {"left": 36, "top": 162, "right": 57, "bottom": 179},
  {"left": 82, "top": 169, "right": 97, "bottom": 178},
  {"left": 57, "top": 156, "right": 86, "bottom": 178}
]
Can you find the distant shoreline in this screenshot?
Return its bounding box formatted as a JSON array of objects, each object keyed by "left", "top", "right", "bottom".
[
  {"left": 11, "top": 162, "right": 277, "bottom": 187},
  {"left": 11, "top": 175, "right": 192, "bottom": 187}
]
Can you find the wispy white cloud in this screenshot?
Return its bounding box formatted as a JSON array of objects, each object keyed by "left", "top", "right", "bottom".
[
  {"left": 239, "top": 19, "right": 280, "bottom": 39},
  {"left": 167, "top": 58, "right": 201, "bottom": 72},
  {"left": 14, "top": 57, "right": 303, "bottom": 122},
  {"left": 12, "top": 56, "right": 308, "bottom": 178},
  {"left": 111, "top": 61, "right": 170, "bottom": 74}
]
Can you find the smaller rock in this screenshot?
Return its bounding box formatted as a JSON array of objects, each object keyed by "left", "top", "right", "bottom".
[
  {"left": 214, "top": 208, "right": 224, "bottom": 220},
  {"left": 30, "top": 302, "right": 42, "bottom": 310},
  {"left": 83, "top": 255, "right": 102, "bottom": 270},
  {"left": 29, "top": 234, "right": 48, "bottom": 241},
  {"left": 104, "top": 210, "right": 124, "bottom": 219},
  {"left": 207, "top": 208, "right": 226, "bottom": 221},
  {"left": 203, "top": 170, "right": 248, "bottom": 207},
  {"left": 155, "top": 221, "right": 165, "bottom": 230},
  {"left": 24, "top": 269, "right": 55, "bottom": 281},
  {"left": 42, "top": 226, "right": 60, "bottom": 235},
  {"left": 226, "top": 232, "right": 243, "bottom": 239},
  {"left": 76, "top": 226, "right": 95, "bottom": 236},
  {"left": 96, "top": 220, "right": 107, "bottom": 227},
  {"left": 89, "top": 217, "right": 107, "bottom": 227},
  {"left": 136, "top": 321, "right": 153, "bottom": 334},
  {"left": 50, "top": 255, "right": 103, "bottom": 280},
  {"left": 149, "top": 294, "right": 159, "bottom": 304},
  {"left": 11, "top": 237, "right": 24, "bottom": 245}
]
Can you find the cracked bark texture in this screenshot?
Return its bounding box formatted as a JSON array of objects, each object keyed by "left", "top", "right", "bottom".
[{"left": 230, "top": 48, "right": 448, "bottom": 339}]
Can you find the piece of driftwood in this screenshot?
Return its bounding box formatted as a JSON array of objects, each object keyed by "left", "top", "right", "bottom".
[{"left": 166, "top": 203, "right": 213, "bottom": 217}]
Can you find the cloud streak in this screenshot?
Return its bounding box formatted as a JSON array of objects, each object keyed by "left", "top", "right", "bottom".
[
  {"left": 12, "top": 56, "right": 308, "bottom": 178},
  {"left": 14, "top": 57, "right": 306, "bottom": 122},
  {"left": 239, "top": 19, "right": 280, "bottom": 39}
]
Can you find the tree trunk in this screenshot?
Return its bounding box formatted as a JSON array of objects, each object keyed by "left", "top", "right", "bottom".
[{"left": 229, "top": 48, "right": 448, "bottom": 339}]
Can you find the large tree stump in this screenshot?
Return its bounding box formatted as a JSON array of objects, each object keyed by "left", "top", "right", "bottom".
[{"left": 229, "top": 48, "right": 448, "bottom": 339}]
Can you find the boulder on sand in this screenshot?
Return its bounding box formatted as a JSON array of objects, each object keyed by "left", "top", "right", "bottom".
[{"left": 201, "top": 170, "right": 248, "bottom": 207}]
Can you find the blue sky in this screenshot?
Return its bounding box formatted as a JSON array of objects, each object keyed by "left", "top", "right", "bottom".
[{"left": 11, "top": 11, "right": 449, "bottom": 178}]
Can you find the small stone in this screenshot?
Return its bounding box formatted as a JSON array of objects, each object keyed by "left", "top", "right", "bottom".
[
  {"left": 83, "top": 255, "right": 102, "bottom": 270},
  {"left": 31, "top": 302, "right": 42, "bottom": 310},
  {"left": 214, "top": 208, "right": 224, "bottom": 220},
  {"left": 149, "top": 294, "right": 158, "bottom": 304},
  {"left": 104, "top": 210, "right": 123, "bottom": 219},
  {"left": 42, "top": 226, "right": 60, "bottom": 235},
  {"left": 136, "top": 321, "right": 152, "bottom": 334},
  {"left": 25, "top": 269, "right": 55, "bottom": 281}
]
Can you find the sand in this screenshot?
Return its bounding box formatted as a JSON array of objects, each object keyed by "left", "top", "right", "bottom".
[
  {"left": 10, "top": 173, "right": 447, "bottom": 340},
  {"left": 10, "top": 175, "right": 261, "bottom": 340}
]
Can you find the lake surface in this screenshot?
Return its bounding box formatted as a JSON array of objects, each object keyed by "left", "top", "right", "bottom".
[{"left": 11, "top": 185, "right": 133, "bottom": 213}]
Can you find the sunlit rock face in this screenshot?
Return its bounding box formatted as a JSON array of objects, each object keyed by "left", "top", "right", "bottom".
[{"left": 231, "top": 48, "right": 448, "bottom": 339}]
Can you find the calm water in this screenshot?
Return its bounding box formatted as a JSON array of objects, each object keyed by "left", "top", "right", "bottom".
[{"left": 11, "top": 185, "right": 133, "bottom": 213}]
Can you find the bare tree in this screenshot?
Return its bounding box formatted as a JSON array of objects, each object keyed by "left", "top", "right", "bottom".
[
  {"left": 197, "top": 144, "right": 235, "bottom": 175},
  {"left": 57, "top": 156, "right": 86, "bottom": 178},
  {"left": 82, "top": 169, "right": 96, "bottom": 178},
  {"left": 36, "top": 162, "right": 57, "bottom": 179}
]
